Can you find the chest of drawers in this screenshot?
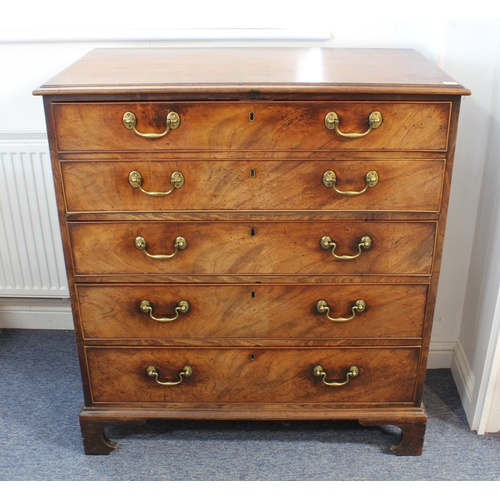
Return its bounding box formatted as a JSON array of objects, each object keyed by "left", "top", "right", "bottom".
[{"left": 34, "top": 48, "right": 469, "bottom": 455}]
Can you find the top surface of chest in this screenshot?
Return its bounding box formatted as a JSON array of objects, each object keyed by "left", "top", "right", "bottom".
[{"left": 34, "top": 47, "right": 470, "bottom": 97}]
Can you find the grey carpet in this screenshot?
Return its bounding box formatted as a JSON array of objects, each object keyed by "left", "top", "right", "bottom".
[{"left": 0, "top": 329, "right": 499, "bottom": 481}]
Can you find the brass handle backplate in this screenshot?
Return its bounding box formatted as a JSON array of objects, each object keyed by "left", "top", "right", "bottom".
[
  {"left": 135, "top": 235, "right": 187, "bottom": 259},
  {"left": 313, "top": 365, "right": 360, "bottom": 386},
  {"left": 320, "top": 235, "right": 372, "bottom": 260},
  {"left": 123, "top": 111, "right": 180, "bottom": 138},
  {"left": 140, "top": 299, "right": 190, "bottom": 322},
  {"left": 324, "top": 111, "right": 382, "bottom": 138},
  {"left": 316, "top": 299, "right": 366, "bottom": 322},
  {"left": 322, "top": 170, "right": 379, "bottom": 196},
  {"left": 146, "top": 365, "right": 193, "bottom": 386},
  {"left": 129, "top": 170, "right": 184, "bottom": 196}
]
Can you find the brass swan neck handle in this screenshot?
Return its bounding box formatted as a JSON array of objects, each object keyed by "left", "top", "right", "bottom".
[
  {"left": 129, "top": 170, "right": 184, "bottom": 197},
  {"left": 324, "top": 111, "right": 382, "bottom": 138},
  {"left": 146, "top": 365, "right": 193, "bottom": 386},
  {"left": 135, "top": 235, "right": 187, "bottom": 260},
  {"left": 322, "top": 170, "right": 378, "bottom": 196},
  {"left": 313, "top": 365, "right": 360, "bottom": 386},
  {"left": 123, "top": 111, "right": 180, "bottom": 138},
  {"left": 320, "top": 235, "right": 372, "bottom": 260},
  {"left": 316, "top": 299, "right": 366, "bottom": 322},
  {"left": 140, "top": 299, "right": 190, "bottom": 323}
]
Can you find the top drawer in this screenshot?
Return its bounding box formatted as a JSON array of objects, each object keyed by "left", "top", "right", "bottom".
[{"left": 52, "top": 101, "right": 451, "bottom": 152}]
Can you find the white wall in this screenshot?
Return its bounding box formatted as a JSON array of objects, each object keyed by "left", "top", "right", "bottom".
[
  {"left": 2, "top": 3, "right": 500, "bottom": 430},
  {"left": 447, "top": 22, "right": 500, "bottom": 432}
]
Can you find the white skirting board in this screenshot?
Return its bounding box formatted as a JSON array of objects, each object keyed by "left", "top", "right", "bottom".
[
  {"left": 0, "top": 298, "right": 74, "bottom": 330},
  {"left": 427, "top": 340, "right": 458, "bottom": 369}
]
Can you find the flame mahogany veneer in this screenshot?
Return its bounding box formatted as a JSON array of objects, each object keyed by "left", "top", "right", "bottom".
[{"left": 34, "top": 48, "right": 470, "bottom": 455}]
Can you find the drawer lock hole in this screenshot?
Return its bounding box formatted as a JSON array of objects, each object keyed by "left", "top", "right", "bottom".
[
  {"left": 250, "top": 227, "right": 256, "bottom": 236},
  {"left": 250, "top": 354, "right": 256, "bottom": 361},
  {"left": 251, "top": 291, "right": 256, "bottom": 298},
  {"left": 250, "top": 168, "right": 256, "bottom": 178},
  {"left": 249, "top": 112, "right": 255, "bottom": 121}
]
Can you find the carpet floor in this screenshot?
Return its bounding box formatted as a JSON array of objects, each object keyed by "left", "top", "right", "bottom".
[{"left": 0, "top": 329, "right": 499, "bottom": 481}]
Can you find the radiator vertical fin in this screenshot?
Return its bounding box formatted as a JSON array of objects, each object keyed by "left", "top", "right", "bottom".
[{"left": 0, "top": 137, "right": 68, "bottom": 297}]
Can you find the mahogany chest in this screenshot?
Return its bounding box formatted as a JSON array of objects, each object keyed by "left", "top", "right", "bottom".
[{"left": 34, "top": 47, "right": 470, "bottom": 455}]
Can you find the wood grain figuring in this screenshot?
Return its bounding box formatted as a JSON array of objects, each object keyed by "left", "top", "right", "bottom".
[
  {"left": 35, "top": 47, "right": 469, "bottom": 455},
  {"left": 69, "top": 222, "right": 436, "bottom": 275},
  {"left": 86, "top": 346, "right": 420, "bottom": 404},
  {"left": 68, "top": 221, "right": 436, "bottom": 276},
  {"left": 53, "top": 102, "right": 451, "bottom": 152},
  {"left": 33, "top": 48, "right": 470, "bottom": 96},
  {"left": 76, "top": 283, "right": 428, "bottom": 340},
  {"left": 61, "top": 159, "right": 445, "bottom": 213}
]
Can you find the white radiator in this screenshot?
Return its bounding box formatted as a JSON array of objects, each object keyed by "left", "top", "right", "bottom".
[{"left": 0, "top": 133, "right": 68, "bottom": 298}]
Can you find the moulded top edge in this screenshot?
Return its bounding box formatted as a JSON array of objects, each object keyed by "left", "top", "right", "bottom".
[
  {"left": 33, "top": 83, "right": 471, "bottom": 97},
  {"left": 33, "top": 48, "right": 471, "bottom": 97}
]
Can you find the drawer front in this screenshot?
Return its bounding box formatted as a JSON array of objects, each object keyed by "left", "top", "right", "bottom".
[
  {"left": 86, "top": 347, "right": 420, "bottom": 404},
  {"left": 69, "top": 221, "right": 436, "bottom": 276},
  {"left": 77, "top": 283, "right": 428, "bottom": 340},
  {"left": 62, "top": 159, "right": 445, "bottom": 213},
  {"left": 53, "top": 101, "right": 450, "bottom": 152}
]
